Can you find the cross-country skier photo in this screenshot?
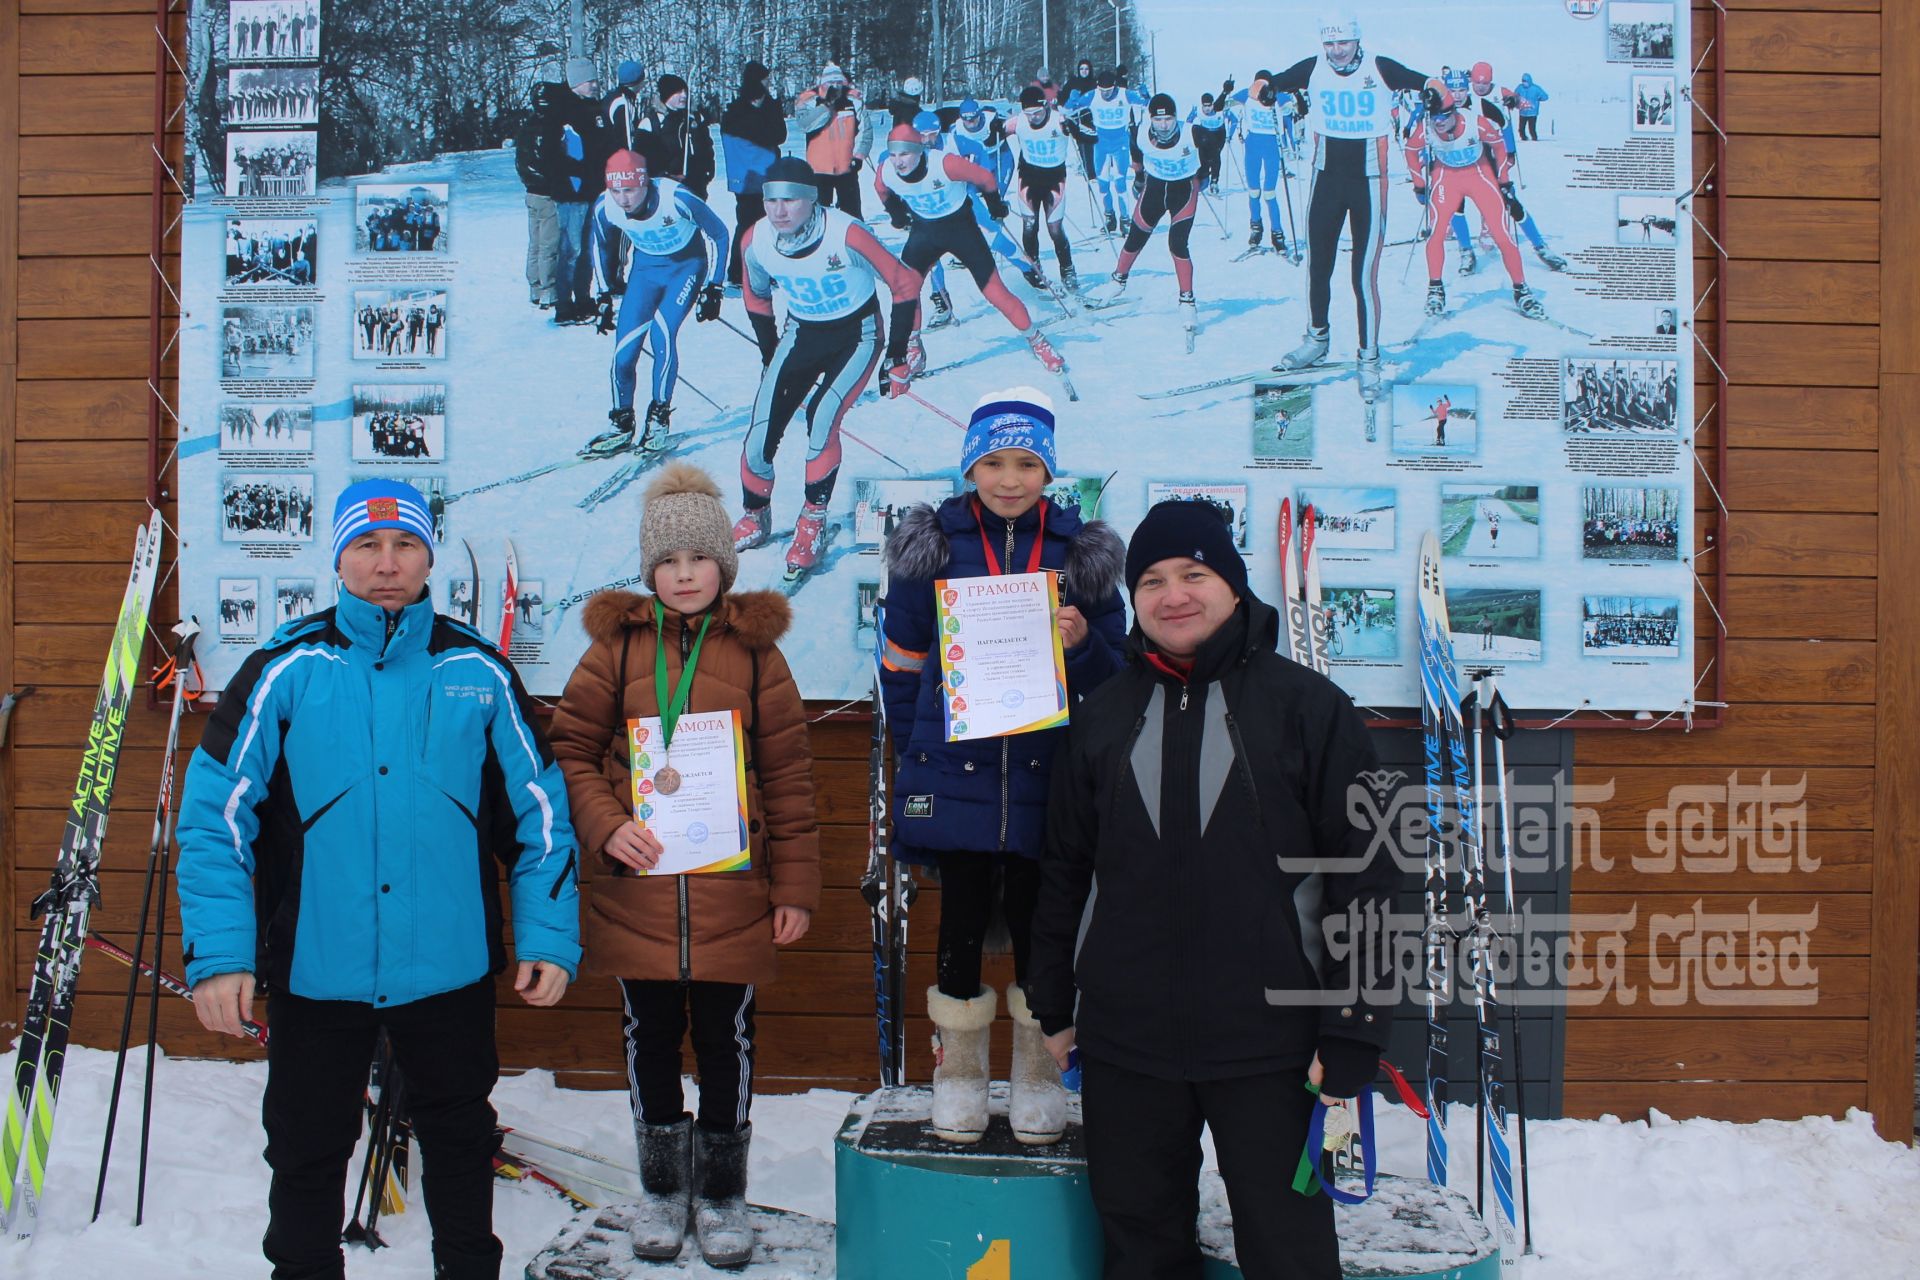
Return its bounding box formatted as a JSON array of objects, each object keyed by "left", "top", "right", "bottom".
[
  {"left": 731, "top": 156, "right": 921, "bottom": 580},
  {"left": 1266, "top": 11, "right": 1430, "bottom": 400},
  {"left": 580, "top": 148, "right": 730, "bottom": 457}
]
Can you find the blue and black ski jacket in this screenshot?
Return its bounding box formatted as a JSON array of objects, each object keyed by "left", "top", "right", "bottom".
[{"left": 176, "top": 589, "right": 581, "bottom": 1006}]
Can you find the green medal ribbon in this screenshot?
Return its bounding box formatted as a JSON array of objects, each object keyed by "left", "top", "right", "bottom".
[{"left": 652, "top": 600, "right": 714, "bottom": 757}]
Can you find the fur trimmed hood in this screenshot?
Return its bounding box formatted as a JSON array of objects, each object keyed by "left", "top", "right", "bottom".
[
  {"left": 885, "top": 497, "right": 1126, "bottom": 603},
  {"left": 579, "top": 588, "right": 792, "bottom": 650}
]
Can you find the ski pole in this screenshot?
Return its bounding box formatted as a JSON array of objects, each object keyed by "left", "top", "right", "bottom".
[
  {"left": 0, "top": 685, "right": 31, "bottom": 748},
  {"left": 81, "top": 935, "right": 268, "bottom": 1044},
  {"left": 841, "top": 426, "right": 911, "bottom": 474},
  {"left": 1277, "top": 152, "right": 1301, "bottom": 258},
  {"left": 1402, "top": 186, "right": 1434, "bottom": 285},
  {"left": 1484, "top": 678, "right": 1534, "bottom": 1255},
  {"left": 93, "top": 621, "right": 200, "bottom": 1225},
  {"left": 494, "top": 1149, "right": 597, "bottom": 1209},
  {"left": 713, "top": 313, "right": 763, "bottom": 351},
  {"left": 495, "top": 1125, "right": 637, "bottom": 1175},
  {"left": 899, "top": 386, "right": 966, "bottom": 430},
  {"left": 638, "top": 332, "right": 726, "bottom": 414},
  {"left": 1462, "top": 678, "right": 1487, "bottom": 1219},
  {"left": 1202, "top": 183, "right": 1232, "bottom": 241},
  {"left": 344, "top": 1082, "right": 393, "bottom": 1248}
]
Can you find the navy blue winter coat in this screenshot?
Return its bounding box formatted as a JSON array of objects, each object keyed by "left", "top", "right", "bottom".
[{"left": 879, "top": 494, "right": 1127, "bottom": 862}]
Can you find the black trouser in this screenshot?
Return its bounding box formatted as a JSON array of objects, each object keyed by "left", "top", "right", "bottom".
[
  {"left": 903, "top": 208, "right": 998, "bottom": 289},
  {"left": 1122, "top": 176, "right": 1198, "bottom": 260},
  {"left": 1074, "top": 132, "right": 1098, "bottom": 184},
  {"left": 1081, "top": 1054, "right": 1337, "bottom": 1280},
  {"left": 1304, "top": 167, "right": 1386, "bottom": 348},
  {"left": 935, "top": 851, "right": 1041, "bottom": 998},
  {"left": 729, "top": 192, "right": 765, "bottom": 285},
  {"left": 618, "top": 979, "right": 757, "bottom": 1133},
  {"left": 815, "top": 169, "right": 864, "bottom": 219},
  {"left": 1518, "top": 114, "right": 1539, "bottom": 142},
  {"left": 262, "top": 979, "right": 502, "bottom": 1280},
  {"left": 1195, "top": 132, "right": 1226, "bottom": 189}
]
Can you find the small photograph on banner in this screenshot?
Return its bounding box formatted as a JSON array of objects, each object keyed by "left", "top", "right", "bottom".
[
  {"left": 627, "top": 711, "right": 751, "bottom": 876},
  {"left": 934, "top": 570, "right": 1070, "bottom": 743}
]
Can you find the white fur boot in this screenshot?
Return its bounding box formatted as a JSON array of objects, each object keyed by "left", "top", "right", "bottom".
[
  {"left": 926, "top": 985, "right": 997, "bottom": 1143},
  {"left": 1005, "top": 984, "right": 1067, "bottom": 1145}
]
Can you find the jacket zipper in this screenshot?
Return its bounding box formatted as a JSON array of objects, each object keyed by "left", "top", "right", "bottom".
[
  {"left": 1171, "top": 677, "right": 1194, "bottom": 1075},
  {"left": 677, "top": 619, "right": 693, "bottom": 980},
  {"left": 997, "top": 517, "right": 1016, "bottom": 851},
  {"left": 1220, "top": 707, "right": 1261, "bottom": 825}
]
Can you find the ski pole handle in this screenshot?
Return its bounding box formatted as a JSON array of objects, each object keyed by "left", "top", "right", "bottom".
[{"left": 0, "top": 685, "right": 34, "bottom": 749}]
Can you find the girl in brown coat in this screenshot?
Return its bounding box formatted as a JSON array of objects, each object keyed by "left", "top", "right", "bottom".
[{"left": 550, "top": 462, "right": 821, "bottom": 1267}]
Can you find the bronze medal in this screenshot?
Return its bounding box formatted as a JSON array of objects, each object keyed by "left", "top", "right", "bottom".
[{"left": 654, "top": 765, "right": 683, "bottom": 796}]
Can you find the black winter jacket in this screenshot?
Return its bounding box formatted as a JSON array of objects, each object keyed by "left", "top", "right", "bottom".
[
  {"left": 514, "top": 84, "right": 564, "bottom": 194},
  {"left": 522, "top": 90, "right": 611, "bottom": 203},
  {"left": 1027, "top": 597, "right": 1401, "bottom": 1081},
  {"left": 720, "top": 93, "right": 788, "bottom": 154}
]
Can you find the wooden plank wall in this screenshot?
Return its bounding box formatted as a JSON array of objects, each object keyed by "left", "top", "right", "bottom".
[
  {"left": 1566, "top": 0, "right": 1914, "bottom": 1135},
  {"left": 3, "top": 0, "right": 1914, "bottom": 1140}
]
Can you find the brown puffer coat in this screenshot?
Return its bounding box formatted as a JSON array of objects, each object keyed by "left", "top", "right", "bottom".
[{"left": 550, "top": 589, "right": 821, "bottom": 985}]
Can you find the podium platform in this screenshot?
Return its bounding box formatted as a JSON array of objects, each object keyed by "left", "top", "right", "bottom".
[
  {"left": 1200, "top": 1170, "right": 1499, "bottom": 1279},
  {"left": 835, "top": 1084, "right": 1098, "bottom": 1279},
  {"left": 835, "top": 1086, "right": 1499, "bottom": 1280},
  {"left": 525, "top": 1202, "right": 835, "bottom": 1279}
]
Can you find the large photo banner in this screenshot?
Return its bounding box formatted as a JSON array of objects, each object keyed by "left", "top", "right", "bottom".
[{"left": 177, "top": 0, "right": 1694, "bottom": 712}]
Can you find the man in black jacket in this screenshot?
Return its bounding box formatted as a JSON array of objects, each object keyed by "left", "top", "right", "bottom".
[
  {"left": 1029, "top": 499, "right": 1401, "bottom": 1280},
  {"left": 544, "top": 58, "right": 612, "bottom": 324},
  {"left": 720, "top": 61, "right": 786, "bottom": 290},
  {"left": 514, "top": 73, "right": 565, "bottom": 309},
  {"left": 642, "top": 73, "right": 717, "bottom": 200}
]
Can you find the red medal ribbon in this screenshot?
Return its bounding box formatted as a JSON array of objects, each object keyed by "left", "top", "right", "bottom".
[{"left": 973, "top": 498, "right": 1046, "bottom": 577}]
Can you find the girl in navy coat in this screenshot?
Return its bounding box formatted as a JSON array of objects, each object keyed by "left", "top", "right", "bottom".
[{"left": 878, "top": 386, "right": 1126, "bottom": 1144}]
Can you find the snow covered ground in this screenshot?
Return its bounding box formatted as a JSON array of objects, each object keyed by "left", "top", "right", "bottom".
[{"left": 4, "top": 1044, "right": 1917, "bottom": 1278}]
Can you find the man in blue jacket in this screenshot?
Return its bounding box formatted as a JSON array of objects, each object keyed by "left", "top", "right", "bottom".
[
  {"left": 177, "top": 478, "right": 581, "bottom": 1280},
  {"left": 1511, "top": 72, "right": 1548, "bottom": 142}
]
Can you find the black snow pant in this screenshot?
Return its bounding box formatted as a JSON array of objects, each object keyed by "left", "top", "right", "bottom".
[
  {"left": 618, "top": 978, "right": 758, "bottom": 1134},
  {"left": 728, "top": 192, "right": 765, "bottom": 286},
  {"left": 1195, "top": 131, "right": 1226, "bottom": 189},
  {"left": 934, "top": 851, "right": 1041, "bottom": 998},
  {"left": 815, "top": 169, "right": 864, "bottom": 219},
  {"left": 1080, "top": 1054, "right": 1339, "bottom": 1280},
  {"left": 262, "top": 978, "right": 503, "bottom": 1280}
]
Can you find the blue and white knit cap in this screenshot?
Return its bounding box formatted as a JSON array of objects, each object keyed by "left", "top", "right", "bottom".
[
  {"left": 331, "top": 478, "right": 436, "bottom": 568},
  {"left": 962, "top": 386, "right": 1057, "bottom": 479}
]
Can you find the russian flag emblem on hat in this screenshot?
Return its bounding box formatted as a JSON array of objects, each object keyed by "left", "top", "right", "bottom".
[{"left": 366, "top": 497, "right": 399, "bottom": 522}]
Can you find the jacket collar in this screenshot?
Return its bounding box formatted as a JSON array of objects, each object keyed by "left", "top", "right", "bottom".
[
  {"left": 938, "top": 492, "right": 1084, "bottom": 539},
  {"left": 1130, "top": 595, "right": 1280, "bottom": 686},
  {"left": 336, "top": 585, "right": 434, "bottom": 656}
]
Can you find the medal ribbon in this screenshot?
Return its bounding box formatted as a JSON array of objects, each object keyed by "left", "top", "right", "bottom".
[
  {"left": 973, "top": 498, "right": 1046, "bottom": 576},
  {"left": 652, "top": 600, "right": 714, "bottom": 756}
]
